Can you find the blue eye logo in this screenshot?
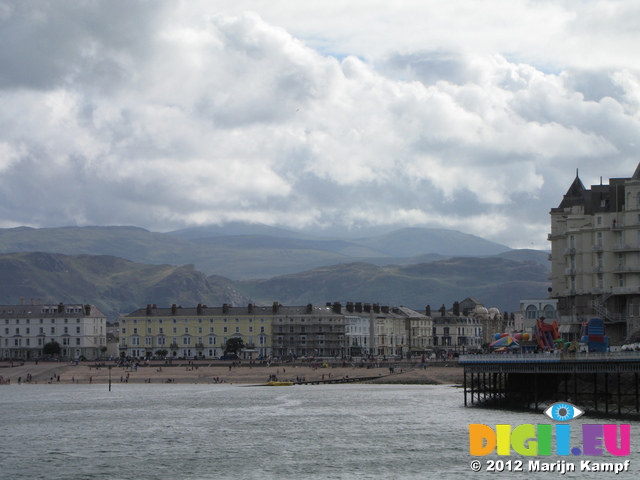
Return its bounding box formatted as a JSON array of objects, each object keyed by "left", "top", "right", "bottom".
[{"left": 544, "top": 402, "right": 585, "bottom": 421}]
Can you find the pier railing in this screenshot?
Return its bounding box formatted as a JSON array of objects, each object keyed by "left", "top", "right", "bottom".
[{"left": 459, "top": 352, "right": 640, "bottom": 364}]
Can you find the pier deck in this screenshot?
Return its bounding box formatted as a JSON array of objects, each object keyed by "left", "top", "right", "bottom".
[{"left": 459, "top": 352, "right": 640, "bottom": 417}]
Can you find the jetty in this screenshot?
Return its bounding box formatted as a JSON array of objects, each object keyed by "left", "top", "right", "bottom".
[{"left": 459, "top": 352, "right": 640, "bottom": 417}]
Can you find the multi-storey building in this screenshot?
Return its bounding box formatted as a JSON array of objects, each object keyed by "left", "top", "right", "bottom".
[
  {"left": 119, "top": 303, "right": 271, "bottom": 359},
  {"left": 1, "top": 302, "right": 107, "bottom": 360},
  {"left": 393, "top": 306, "right": 432, "bottom": 356},
  {"left": 271, "top": 303, "right": 346, "bottom": 358},
  {"left": 343, "top": 302, "right": 373, "bottom": 357},
  {"left": 342, "top": 302, "right": 433, "bottom": 358},
  {"left": 549, "top": 164, "right": 640, "bottom": 344},
  {"left": 431, "top": 301, "right": 485, "bottom": 352}
]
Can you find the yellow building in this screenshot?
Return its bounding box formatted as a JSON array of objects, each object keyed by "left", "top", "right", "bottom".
[{"left": 119, "top": 303, "right": 271, "bottom": 359}]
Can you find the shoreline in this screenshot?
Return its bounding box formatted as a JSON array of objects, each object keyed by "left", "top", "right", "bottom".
[{"left": 0, "top": 361, "right": 464, "bottom": 386}]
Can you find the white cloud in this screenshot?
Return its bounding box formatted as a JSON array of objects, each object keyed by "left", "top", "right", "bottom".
[{"left": 0, "top": 1, "right": 639, "bottom": 250}]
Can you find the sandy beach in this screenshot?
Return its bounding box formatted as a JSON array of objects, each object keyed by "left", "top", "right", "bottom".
[{"left": 0, "top": 360, "right": 464, "bottom": 386}]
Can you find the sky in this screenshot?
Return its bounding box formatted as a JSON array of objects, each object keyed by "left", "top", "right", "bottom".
[{"left": 1, "top": 0, "right": 639, "bottom": 249}]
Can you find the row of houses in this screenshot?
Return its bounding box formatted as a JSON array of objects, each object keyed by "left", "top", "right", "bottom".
[{"left": 2, "top": 298, "right": 555, "bottom": 361}]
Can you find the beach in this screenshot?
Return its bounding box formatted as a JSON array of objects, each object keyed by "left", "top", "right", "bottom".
[{"left": 0, "top": 360, "right": 464, "bottom": 386}]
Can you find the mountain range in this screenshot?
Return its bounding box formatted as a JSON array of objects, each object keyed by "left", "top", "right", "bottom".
[{"left": 0, "top": 224, "right": 551, "bottom": 320}]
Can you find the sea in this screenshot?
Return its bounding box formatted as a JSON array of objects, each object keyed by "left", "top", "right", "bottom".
[{"left": 1, "top": 383, "right": 639, "bottom": 479}]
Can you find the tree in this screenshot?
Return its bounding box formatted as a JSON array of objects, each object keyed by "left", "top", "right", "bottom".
[
  {"left": 43, "top": 341, "right": 61, "bottom": 357},
  {"left": 155, "top": 349, "right": 168, "bottom": 358},
  {"left": 224, "top": 337, "right": 245, "bottom": 355},
  {"left": 100, "top": 346, "right": 108, "bottom": 358}
]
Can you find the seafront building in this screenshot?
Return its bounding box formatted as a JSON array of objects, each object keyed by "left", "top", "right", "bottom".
[
  {"left": 117, "top": 302, "right": 439, "bottom": 360},
  {"left": 0, "top": 297, "right": 506, "bottom": 361},
  {"left": 119, "top": 303, "right": 271, "bottom": 359},
  {"left": 1, "top": 302, "right": 107, "bottom": 360},
  {"left": 271, "top": 303, "right": 346, "bottom": 358},
  {"left": 431, "top": 301, "right": 484, "bottom": 352},
  {"left": 549, "top": 164, "right": 640, "bottom": 344}
]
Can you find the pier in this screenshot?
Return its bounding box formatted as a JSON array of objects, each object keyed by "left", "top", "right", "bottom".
[{"left": 459, "top": 352, "right": 640, "bottom": 417}]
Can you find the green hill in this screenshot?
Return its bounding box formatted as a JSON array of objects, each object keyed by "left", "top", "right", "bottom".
[
  {"left": 0, "top": 225, "right": 515, "bottom": 279},
  {"left": 0, "top": 252, "right": 248, "bottom": 321},
  {"left": 236, "top": 257, "right": 550, "bottom": 313}
]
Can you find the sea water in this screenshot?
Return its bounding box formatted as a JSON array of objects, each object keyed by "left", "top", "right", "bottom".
[{"left": 1, "top": 384, "right": 638, "bottom": 479}]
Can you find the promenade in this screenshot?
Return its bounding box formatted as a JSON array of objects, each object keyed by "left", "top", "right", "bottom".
[{"left": 0, "top": 360, "right": 464, "bottom": 386}]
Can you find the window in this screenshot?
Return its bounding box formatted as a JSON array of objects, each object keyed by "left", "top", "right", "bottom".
[{"left": 235, "top": 327, "right": 240, "bottom": 333}]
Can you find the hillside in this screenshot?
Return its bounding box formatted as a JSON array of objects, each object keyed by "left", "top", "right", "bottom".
[
  {"left": 0, "top": 252, "right": 249, "bottom": 321},
  {"left": 0, "top": 225, "right": 514, "bottom": 279},
  {"left": 236, "top": 257, "right": 550, "bottom": 313},
  {"left": 0, "top": 251, "right": 549, "bottom": 320}
]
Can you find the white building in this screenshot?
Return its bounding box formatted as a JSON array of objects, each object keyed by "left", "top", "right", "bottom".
[{"left": 1, "top": 302, "right": 107, "bottom": 360}]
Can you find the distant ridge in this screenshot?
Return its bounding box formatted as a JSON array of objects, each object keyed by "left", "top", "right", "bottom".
[{"left": 0, "top": 224, "right": 515, "bottom": 279}]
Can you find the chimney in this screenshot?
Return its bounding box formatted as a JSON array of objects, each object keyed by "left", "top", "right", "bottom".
[
  {"left": 355, "top": 302, "right": 363, "bottom": 313},
  {"left": 272, "top": 302, "right": 279, "bottom": 313},
  {"left": 84, "top": 304, "right": 91, "bottom": 316},
  {"left": 439, "top": 304, "right": 446, "bottom": 317},
  {"left": 58, "top": 302, "right": 64, "bottom": 313},
  {"left": 381, "top": 306, "right": 389, "bottom": 314},
  {"left": 171, "top": 304, "right": 177, "bottom": 315},
  {"left": 425, "top": 305, "right": 431, "bottom": 316},
  {"left": 152, "top": 304, "right": 157, "bottom": 309},
  {"left": 306, "top": 303, "right": 313, "bottom": 313},
  {"left": 453, "top": 302, "right": 460, "bottom": 316},
  {"left": 373, "top": 304, "right": 380, "bottom": 314},
  {"left": 248, "top": 303, "right": 253, "bottom": 313},
  {"left": 223, "top": 303, "right": 229, "bottom": 314},
  {"left": 346, "top": 302, "right": 354, "bottom": 313},
  {"left": 197, "top": 303, "right": 203, "bottom": 315},
  {"left": 332, "top": 302, "right": 342, "bottom": 314},
  {"left": 364, "top": 303, "right": 371, "bottom": 313},
  {"left": 146, "top": 304, "right": 152, "bottom": 315}
]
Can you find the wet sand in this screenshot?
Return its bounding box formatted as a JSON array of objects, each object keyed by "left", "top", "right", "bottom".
[{"left": 0, "top": 361, "right": 464, "bottom": 386}]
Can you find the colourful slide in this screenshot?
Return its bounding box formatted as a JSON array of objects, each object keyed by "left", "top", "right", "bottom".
[{"left": 535, "top": 319, "right": 560, "bottom": 350}]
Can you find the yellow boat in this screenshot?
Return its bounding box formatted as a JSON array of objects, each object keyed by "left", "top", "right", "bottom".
[{"left": 266, "top": 381, "right": 293, "bottom": 386}]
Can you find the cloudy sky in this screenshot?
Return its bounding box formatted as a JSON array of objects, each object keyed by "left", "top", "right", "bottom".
[{"left": 1, "top": 0, "right": 639, "bottom": 249}]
